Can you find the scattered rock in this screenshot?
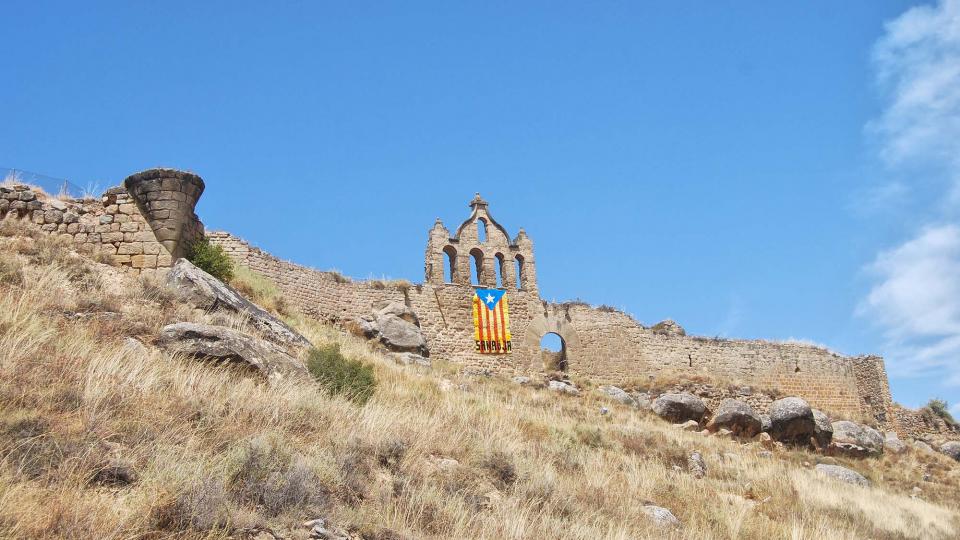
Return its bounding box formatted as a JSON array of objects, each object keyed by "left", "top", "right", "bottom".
[
  {"left": 913, "top": 440, "right": 934, "bottom": 454},
  {"left": 941, "top": 441, "right": 960, "bottom": 462},
  {"left": 756, "top": 432, "right": 774, "bottom": 449},
  {"left": 760, "top": 414, "right": 772, "bottom": 433},
  {"left": 642, "top": 504, "right": 681, "bottom": 528},
  {"left": 884, "top": 432, "right": 906, "bottom": 454},
  {"left": 548, "top": 380, "right": 580, "bottom": 395},
  {"left": 715, "top": 429, "right": 733, "bottom": 439},
  {"left": 677, "top": 420, "right": 700, "bottom": 432},
  {"left": 652, "top": 393, "right": 706, "bottom": 424},
  {"left": 829, "top": 421, "right": 884, "bottom": 457},
  {"left": 598, "top": 385, "right": 637, "bottom": 407},
  {"left": 166, "top": 259, "right": 310, "bottom": 348},
  {"left": 706, "top": 398, "right": 762, "bottom": 437},
  {"left": 427, "top": 455, "right": 460, "bottom": 471},
  {"left": 768, "top": 397, "right": 815, "bottom": 445},
  {"left": 815, "top": 464, "right": 870, "bottom": 487},
  {"left": 757, "top": 450, "right": 773, "bottom": 458},
  {"left": 122, "top": 337, "right": 149, "bottom": 356},
  {"left": 812, "top": 410, "right": 833, "bottom": 449},
  {"left": 157, "top": 322, "right": 308, "bottom": 382},
  {"left": 511, "top": 376, "right": 531, "bottom": 385},
  {"left": 391, "top": 352, "right": 431, "bottom": 367},
  {"left": 688, "top": 451, "right": 706, "bottom": 479},
  {"left": 631, "top": 392, "right": 653, "bottom": 410},
  {"left": 375, "top": 301, "right": 419, "bottom": 325},
  {"left": 599, "top": 406, "right": 610, "bottom": 416},
  {"left": 304, "top": 518, "right": 349, "bottom": 540}
]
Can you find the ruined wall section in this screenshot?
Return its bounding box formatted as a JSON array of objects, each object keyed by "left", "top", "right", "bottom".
[
  {"left": 891, "top": 404, "right": 960, "bottom": 443},
  {"left": 0, "top": 178, "right": 201, "bottom": 275},
  {"left": 557, "top": 304, "right": 871, "bottom": 421},
  {"left": 206, "top": 232, "right": 408, "bottom": 324}
]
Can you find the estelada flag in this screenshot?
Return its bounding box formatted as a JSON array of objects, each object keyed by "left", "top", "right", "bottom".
[{"left": 473, "top": 288, "right": 511, "bottom": 354}]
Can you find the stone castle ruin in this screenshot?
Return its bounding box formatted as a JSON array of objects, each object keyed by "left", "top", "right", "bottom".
[{"left": 2, "top": 167, "right": 957, "bottom": 441}]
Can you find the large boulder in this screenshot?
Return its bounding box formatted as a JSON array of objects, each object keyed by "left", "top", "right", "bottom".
[
  {"left": 815, "top": 464, "right": 870, "bottom": 487},
  {"left": 652, "top": 393, "right": 707, "bottom": 424},
  {"left": 941, "top": 441, "right": 960, "bottom": 462},
  {"left": 353, "top": 302, "right": 430, "bottom": 356},
  {"left": 166, "top": 259, "right": 310, "bottom": 348},
  {"left": 706, "top": 399, "right": 762, "bottom": 437},
  {"left": 597, "top": 385, "right": 638, "bottom": 407},
  {"left": 884, "top": 432, "right": 906, "bottom": 454},
  {"left": 157, "top": 322, "right": 308, "bottom": 382},
  {"left": 641, "top": 505, "right": 681, "bottom": 528},
  {"left": 375, "top": 313, "right": 428, "bottom": 356},
  {"left": 829, "top": 421, "right": 884, "bottom": 457},
  {"left": 768, "top": 397, "right": 815, "bottom": 445},
  {"left": 812, "top": 410, "right": 834, "bottom": 449}
]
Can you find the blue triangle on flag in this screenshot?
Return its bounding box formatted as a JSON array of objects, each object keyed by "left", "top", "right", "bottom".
[{"left": 476, "top": 288, "right": 505, "bottom": 310}]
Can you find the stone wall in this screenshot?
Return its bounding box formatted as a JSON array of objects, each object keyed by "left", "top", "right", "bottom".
[
  {"left": 209, "top": 224, "right": 896, "bottom": 427},
  {"left": 891, "top": 404, "right": 960, "bottom": 444},
  {"left": 0, "top": 168, "right": 204, "bottom": 275}
]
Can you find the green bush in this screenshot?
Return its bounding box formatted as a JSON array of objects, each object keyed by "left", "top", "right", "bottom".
[
  {"left": 307, "top": 344, "right": 377, "bottom": 404},
  {"left": 186, "top": 237, "right": 234, "bottom": 282},
  {"left": 926, "top": 398, "right": 957, "bottom": 425}
]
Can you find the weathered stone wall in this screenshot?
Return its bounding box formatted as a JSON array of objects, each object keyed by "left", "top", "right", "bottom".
[
  {"left": 891, "top": 404, "right": 960, "bottom": 443},
  {"left": 0, "top": 168, "right": 204, "bottom": 275},
  {"left": 209, "top": 224, "right": 894, "bottom": 426}
]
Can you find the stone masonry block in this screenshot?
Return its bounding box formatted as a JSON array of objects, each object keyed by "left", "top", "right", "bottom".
[{"left": 117, "top": 242, "right": 144, "bottom": 255}]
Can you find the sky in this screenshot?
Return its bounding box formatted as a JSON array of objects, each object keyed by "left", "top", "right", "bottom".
[{"left": 3, "top": 1, "right": 958, "bottom": 412}]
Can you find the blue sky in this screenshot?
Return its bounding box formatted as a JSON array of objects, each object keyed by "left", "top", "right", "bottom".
[{"left": 3, "top": 1, "right": 959, "bottom": 412}]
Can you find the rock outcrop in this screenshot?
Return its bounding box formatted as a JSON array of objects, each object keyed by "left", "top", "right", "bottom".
[
  {"left": 157, "top": 322, "right": 308, "bottom": 382},
  {"left": 166, "top": 259, "right": 310, "bottom": 348},
  {"left": 768, "top": 397, "right": 815, "bottom": 445},
  {"left": 355, "top": 302, "right": 429, "bottom": 357},
  {"left": 706, "top": 398, "right": 762, "bottom": 437},
  {"left": 598, "top": 385, "right": 638, "bottom": 407},
  {"left": 652, "top": 393, "right": 707, "bottom": 424},
  {"left": 941, "top": 441, "right": 960, "bottom": 462},
  {"left": 815, "top": 464, "right": 870, "bottom": 487},
  {"left": 812, "top": 409, "right": 834, "bottom": 449},
  {"left": 829, "top": 421, "right": 884, "bottom": 457}
]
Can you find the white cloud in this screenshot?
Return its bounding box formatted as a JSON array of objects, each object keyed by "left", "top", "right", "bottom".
[
  {"left": 860, "top": 225, "right": 960, "bottom": 377},
  {"left": 862, "top": 1, "right": 960, "bottom": 385},
  {"left": 870, "top": 0, "right": 960, "bottom": 177}
]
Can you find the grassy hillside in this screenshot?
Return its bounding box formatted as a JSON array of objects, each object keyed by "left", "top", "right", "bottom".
[{"left": 1, "top": 220, "right": 959, "bottom": 539}]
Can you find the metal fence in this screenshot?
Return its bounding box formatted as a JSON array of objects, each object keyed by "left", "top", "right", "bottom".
[{"left": 0, "top": 167, "right": 94, "bottom": 199}]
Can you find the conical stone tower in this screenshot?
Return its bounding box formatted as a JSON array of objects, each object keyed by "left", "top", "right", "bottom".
[{"left": 123, "top": 168, "right": 205, "bottom": 260}]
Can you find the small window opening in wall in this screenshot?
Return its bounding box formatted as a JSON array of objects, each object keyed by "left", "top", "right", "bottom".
[
  {"left": 514, "top": 254, "right": 524, "bottom": 290},
  {"left": 540, "top": 332, "right": 567, "bottom": 372},
  {"left": 442, "top": 246, "right": 457, "bottom": 283},
  {"left": 794, "top": 361, "right": 801, "bottom": 373},
  {"left": 478, "top": 218, "right": 488, "bottom": 243},
  {"left": 688, "top": 354, "right": 692, "bottom": 368},
  {"left": 495, "top": 253, "right": 505, "bottom": 288},
  {"left": 469, "top": 248, "right": 483, "bottom": 286}
]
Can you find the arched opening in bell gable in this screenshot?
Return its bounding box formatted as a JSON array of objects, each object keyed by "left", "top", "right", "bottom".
[
  {"left": 442, "top": 245, "right": 457, "bottom": 283},
  {"left": 469, "top": 248, "right": 484, "bottom": 285}
]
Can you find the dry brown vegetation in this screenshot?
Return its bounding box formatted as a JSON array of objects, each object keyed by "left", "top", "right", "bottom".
[{"left": 1, "top": 222, "right": 959, "bottom": 539}]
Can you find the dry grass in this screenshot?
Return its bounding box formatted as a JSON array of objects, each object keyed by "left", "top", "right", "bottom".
[{"left": 0, "top": 231, "right": 958, "bottom": 539}]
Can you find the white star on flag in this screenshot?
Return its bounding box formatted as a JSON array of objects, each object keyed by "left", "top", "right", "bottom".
[{"left": 485, "top": 293, "right": 495, "bottom": 305}]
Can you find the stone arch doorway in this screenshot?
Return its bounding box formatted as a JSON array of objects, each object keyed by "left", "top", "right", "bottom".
[
  {"left": 522, "top": 313, "right": 581, "bottom": 373},
  {"left": 540, "top": 332, "right": 566, "bottom": 371}
]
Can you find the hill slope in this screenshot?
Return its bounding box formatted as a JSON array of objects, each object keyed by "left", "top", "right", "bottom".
[{"left": 1, "top": 220, "right": 958, "bottom": 539}]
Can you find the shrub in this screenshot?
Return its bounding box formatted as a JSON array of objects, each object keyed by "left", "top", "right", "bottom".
[
  {"left": 0, "top": 254, "right": 23, "bottom": 286},
  {"left": 185, "top": 237, "right": 234, "bottom": 282},
  {"left": 307, "top": 344, "right": 377, "bottom": 404},
  {"left": 926, "top": 398, "right": 957, "bottom": 426}
]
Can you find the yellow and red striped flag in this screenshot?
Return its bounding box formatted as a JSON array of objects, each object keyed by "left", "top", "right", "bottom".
[{"left": 473, "top": 289, "right": 511, "bottom": 354}]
